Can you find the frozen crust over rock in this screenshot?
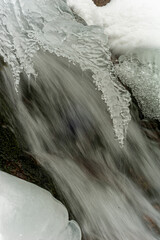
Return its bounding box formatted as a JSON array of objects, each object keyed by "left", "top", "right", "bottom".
[{"left": 0, "top": 171, "right": 81, "bottom": 240}]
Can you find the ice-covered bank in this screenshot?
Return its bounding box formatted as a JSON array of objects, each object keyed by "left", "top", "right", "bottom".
[{"left": 0, "top": 171, "right": 81, "bottom": 240}]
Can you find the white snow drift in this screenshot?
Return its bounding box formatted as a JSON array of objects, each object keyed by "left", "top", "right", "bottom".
[{"left": 67, "top": 0, "right": 160, "bottom": 57}]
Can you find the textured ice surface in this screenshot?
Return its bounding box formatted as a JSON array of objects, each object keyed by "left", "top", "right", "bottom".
[
  {"left": 0, "top": 171, "right": 81, "bottom": 240},
  {"left": 67, "top": 0, "right": 160, "bottom": 120},
  {"left": 0, "top": 0, "right": 131, "bottom": 145},
  {"left": 115, "top": 56, "right": 160, "bottom": 119}
]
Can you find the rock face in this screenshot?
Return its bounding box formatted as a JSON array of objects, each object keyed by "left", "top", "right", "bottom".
[
  {"left": 0, "top": 171, "right": 81, "bottom": 240},
  {"left": 92, "top": 0, "right": 110, "bottom": 6}
]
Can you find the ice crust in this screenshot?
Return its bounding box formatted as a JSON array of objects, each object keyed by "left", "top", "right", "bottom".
[
  {"left": 0, "top": 0, "right": 131, "bottom": 145},
  {"left": 0, "top": 171, "right": 81, "bottom": 240}
]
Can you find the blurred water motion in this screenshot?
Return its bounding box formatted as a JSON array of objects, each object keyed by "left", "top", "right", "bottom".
[{"left": 0, "top": 52, "right": 160, "bottom": 240}]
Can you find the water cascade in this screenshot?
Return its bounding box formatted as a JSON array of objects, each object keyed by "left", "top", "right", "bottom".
[{"left": 0, "top": 0, "right": 160, "bottom": 240}]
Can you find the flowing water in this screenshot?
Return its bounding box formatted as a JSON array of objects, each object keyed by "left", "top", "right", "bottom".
[
  {"left": 0, "top": 0, "right": 160, "bottom": 239},
  {"left": 1, "top": 51, "right": 160, "bottom": 240}
]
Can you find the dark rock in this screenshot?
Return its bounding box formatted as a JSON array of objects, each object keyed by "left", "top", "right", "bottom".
[{"left": 92, "top": 0, "right": 111, "bottom": 7}]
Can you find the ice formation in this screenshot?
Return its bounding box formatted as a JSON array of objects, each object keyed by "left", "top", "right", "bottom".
[
  {"left": 67, "top": 0, "right": 160, "bottom": 119},
  {"left": 0, "top": 0, "right": 131, "bottom": 145},
  {"left": 1, "top": 0, "right": 160, "bottom": 144},
  {"left": 0, "top": 171, "right": 81, "bottom": 240}
]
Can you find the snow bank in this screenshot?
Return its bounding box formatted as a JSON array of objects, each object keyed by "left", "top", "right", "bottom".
[{"left": 67, "top": 0, "right": 160, "bottom": 56}]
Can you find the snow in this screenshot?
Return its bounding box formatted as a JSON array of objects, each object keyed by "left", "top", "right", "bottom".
[
  {"left": 0, "top": 171, "right": 81, "bottom": 240},
  {"left": 67, "top": 0, "right": 160, "bottom": 121},
  {"left": 67, "top": 0, "right": 160, "bottom": 56}
]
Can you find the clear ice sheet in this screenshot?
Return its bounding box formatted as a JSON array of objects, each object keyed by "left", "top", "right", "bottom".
[
  {"left": 0, "top": 0, "right": 131, "bottom": 145},
  {"left": 0, "top": 171, "right": 81, "bottom": 240}
]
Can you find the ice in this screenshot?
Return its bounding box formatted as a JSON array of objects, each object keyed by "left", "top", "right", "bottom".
[
  {"left": 115, "top": 56, "right": 160, "bottom": 119},
  {"left": 0, "top": 0, "right": 131, "bottom": 145},
  {"left": 0, "top": 171, "right": 81, "bottom": 240},
  {"left": 67, "top": 0, "right": 160, "bottom": 121}
]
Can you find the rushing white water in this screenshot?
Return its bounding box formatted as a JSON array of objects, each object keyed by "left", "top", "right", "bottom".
[
  {"left": 0, "top": 0, "right": 160, "bottom": 240},
  {"left": 1, "top": 51, "right": 160, "bottom": 240}
]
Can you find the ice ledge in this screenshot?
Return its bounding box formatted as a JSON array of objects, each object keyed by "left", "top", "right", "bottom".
[{"left": 0, "top": 171, "right": 81, "bottom": 240}]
